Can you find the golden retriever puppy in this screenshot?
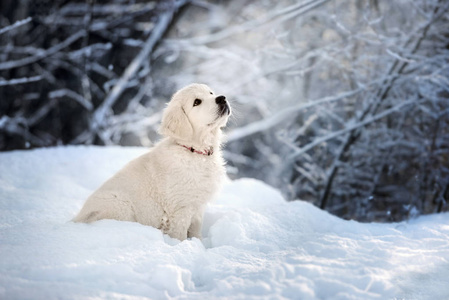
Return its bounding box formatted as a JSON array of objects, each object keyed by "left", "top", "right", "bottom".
[{"left": 73, "top": 83, "right": 231, "bottom": 240}]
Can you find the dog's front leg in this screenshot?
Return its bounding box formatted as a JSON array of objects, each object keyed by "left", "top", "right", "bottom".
[
  {"left": 165, "top": 213, "right": 191, "bottom": 241},
  {"left": 187, "top": 211, "right": 203, "bottom": 239}
]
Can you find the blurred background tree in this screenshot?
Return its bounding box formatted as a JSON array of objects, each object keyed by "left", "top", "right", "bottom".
[{"left": 1, "top": 0, "right": 448, "bottom": 222}]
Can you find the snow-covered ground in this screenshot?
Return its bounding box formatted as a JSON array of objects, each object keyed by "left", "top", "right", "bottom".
[{"left": 0, "top": 146, "right": 448, "bottom": 300}]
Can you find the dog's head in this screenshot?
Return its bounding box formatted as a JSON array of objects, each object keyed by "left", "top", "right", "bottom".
[{"left": 159, "top": 83, "right": 231, "bottom": 145}]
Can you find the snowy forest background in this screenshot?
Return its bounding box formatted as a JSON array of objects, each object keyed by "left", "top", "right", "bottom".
[{"left": 0, "top": 0, "right": 448, "bottom": 222}]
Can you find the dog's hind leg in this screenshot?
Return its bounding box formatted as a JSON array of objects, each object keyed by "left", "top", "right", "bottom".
[{"left": 72, "top": 194, "right": 137, "bottom": 223}]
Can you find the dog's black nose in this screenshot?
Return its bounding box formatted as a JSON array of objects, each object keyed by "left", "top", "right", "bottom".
[{"left": 215, "top": 95, "right": 226, "bottom": 105}]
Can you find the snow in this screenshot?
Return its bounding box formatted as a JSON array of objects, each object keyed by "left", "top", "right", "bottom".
[{"left": 1, "top": 146, "right": 449, "bottom": 300}]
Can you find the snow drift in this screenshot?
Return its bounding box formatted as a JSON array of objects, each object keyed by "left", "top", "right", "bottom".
[{"left": 0, "top": 146, "right": 448, "bottom": 299}]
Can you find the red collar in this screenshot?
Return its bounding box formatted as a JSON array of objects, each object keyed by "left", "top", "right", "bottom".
[{"left": 178, "top": 144, "right": 214, "bottom": 156}]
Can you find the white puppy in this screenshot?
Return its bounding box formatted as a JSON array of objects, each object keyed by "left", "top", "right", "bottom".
[{"left": 73, "top": 83, "right": 231, "bottom": 240}]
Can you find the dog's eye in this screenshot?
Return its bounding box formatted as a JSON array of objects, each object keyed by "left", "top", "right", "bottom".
[{"left": 193, "top": 99, "right": 202, "bottom": 107}]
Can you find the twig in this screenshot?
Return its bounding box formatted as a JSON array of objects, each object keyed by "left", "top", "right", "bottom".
[
  {"left": 81, "top": 0, "right": 95, "bottom": 110},
  {"left": 0, "top": 116, "right": 44, "bottom": 146},
  {"left": 0, "top": 75, "right": 43, "bottom": 87},
  {"left": 0, "top": 17, "right": 32, "bottom": 36},
  {"left": 49, "top": 89, "right": 94, "bottom": 111},
  {"left": 27, "top": 99, "right": 58, "bottom": 126}
]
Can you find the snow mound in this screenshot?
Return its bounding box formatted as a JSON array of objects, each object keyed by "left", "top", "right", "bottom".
[{"left": 1, "top": 146, "right": 449, "bottom": 299}]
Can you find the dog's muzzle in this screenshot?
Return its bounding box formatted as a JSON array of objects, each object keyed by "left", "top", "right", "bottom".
[{"left": 216, "top": 95, "right": 230, "bottom": 117}]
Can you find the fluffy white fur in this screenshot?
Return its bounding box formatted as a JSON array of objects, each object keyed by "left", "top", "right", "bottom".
[{"left": 73, "top": 83, "right": 231, "bottom": 240}]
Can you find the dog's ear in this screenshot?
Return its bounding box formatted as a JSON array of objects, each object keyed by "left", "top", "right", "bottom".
[{"left": 158, "top": 103, "right": 193, "bottom": 140}]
